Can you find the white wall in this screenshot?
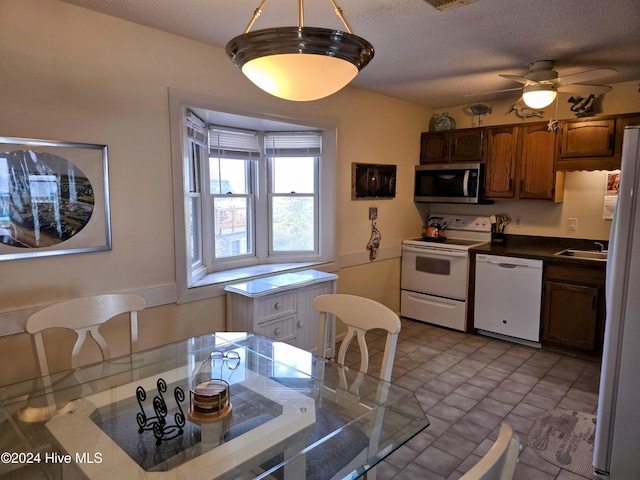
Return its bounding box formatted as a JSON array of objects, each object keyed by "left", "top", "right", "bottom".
[{"left": 0, "top": 0, "right": 428, "bottom": 384}]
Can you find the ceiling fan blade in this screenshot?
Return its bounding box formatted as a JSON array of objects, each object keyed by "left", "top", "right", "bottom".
[
  {"left": 499, "top": 74, "right": 536, "bottom": 85},
  {"left": 557, "top": 84, "right": 612, "bottom": 95},
  {"left": 555, "top": 68, "right": 618, "bottom": 86},
  {"left": 464, "top": 87, "right": 521, "bottom": 97}
]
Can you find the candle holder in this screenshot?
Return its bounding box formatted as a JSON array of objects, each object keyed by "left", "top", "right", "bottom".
[{"left": 136, "top": 378, "right": 186, "bottom": 445}]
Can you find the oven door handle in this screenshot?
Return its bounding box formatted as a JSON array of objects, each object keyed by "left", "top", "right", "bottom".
[{"left": 402, "top": 246, "right": 469, "bottom": 258}]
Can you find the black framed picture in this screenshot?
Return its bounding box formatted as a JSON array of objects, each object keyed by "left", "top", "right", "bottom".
[{"left": 351, "top": 163, "right": 396, "bottom": 200}]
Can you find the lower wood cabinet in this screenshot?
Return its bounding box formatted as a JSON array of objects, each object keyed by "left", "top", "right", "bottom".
[
  {"left": 542, "top": 263, "right": 606, "bottom": 356},
  {"left": 225, "top": 270, "right": 338, "bottom": 356}
]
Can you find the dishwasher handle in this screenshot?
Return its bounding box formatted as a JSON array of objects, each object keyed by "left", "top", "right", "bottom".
[
  {"left": 477, "top": 254, "right": 543, "bottom": 269},
  {"left": 487, "top": 260, "right": 528, "bottom": 268}
]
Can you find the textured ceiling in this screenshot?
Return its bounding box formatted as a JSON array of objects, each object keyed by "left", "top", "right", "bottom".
[{"left": 61, "top": 0, "right": 640, "bottom": 108}]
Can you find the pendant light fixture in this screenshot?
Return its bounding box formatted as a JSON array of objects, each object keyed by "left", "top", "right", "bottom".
[{"left": 225, "top": 0, "right": 375, "bottom": 102}]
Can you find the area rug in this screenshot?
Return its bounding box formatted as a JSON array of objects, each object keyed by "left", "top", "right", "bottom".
[{"left": 527, "top": 409, "right": 596, "bottom": 478}]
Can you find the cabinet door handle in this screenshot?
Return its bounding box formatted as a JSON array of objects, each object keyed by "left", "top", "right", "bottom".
[
  {"left": 297, "top": 321, "right": 303, "bottom": 328},
  {"left": 274, "top": 328, "right": 280, "bottom": 336},
  {"left": 274, "top": 302, "right": 280, "bottom": 310}
]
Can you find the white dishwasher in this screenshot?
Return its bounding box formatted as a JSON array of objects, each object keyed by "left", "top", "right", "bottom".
[{"left": 474, "top": 254, "right": 543, "bottom": 343}]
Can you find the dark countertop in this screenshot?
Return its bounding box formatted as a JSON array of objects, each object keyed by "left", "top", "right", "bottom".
[{"left": 471, "top": 234, "right": 608, "bottom": 268}]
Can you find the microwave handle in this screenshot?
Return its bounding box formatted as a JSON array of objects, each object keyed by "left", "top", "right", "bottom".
[{"left": 463, "top": 170, "right": 470, "bottom": 197}]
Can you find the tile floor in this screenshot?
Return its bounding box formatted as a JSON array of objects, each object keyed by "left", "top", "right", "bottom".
[{"left": 341, "top": 318, "right": 601, "bottom": 480}]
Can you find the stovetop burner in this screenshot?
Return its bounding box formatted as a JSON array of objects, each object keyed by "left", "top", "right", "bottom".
[
  {"left": 417, "top": 237, "right": 485, "bottom": 247},
  {"left": 404, "top": 214, "right": 493, "bottom": 250}
]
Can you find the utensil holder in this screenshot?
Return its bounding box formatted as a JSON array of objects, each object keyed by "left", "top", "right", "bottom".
[{"left": 491, "top": 232, "right": 506, "bottom": 245}]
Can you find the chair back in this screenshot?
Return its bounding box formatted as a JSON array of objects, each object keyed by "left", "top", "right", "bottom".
[
  {"left": 460, "top": 424, "right": 521, "bottom": 480},
  {"left": 313, "top": 294, "right": 401, "bottom": 382},
  {"left": 25, "top": 294, "right": 146, "bottom": 376}
]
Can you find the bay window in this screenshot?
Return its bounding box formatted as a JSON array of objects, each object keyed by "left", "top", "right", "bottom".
[{"left": 181, "top": 109, "right": 334, "bottom": 293}]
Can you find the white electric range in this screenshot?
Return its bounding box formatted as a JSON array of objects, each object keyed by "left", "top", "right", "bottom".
[{"left": 401, "top": 214, "right": 492, "bottom": 331}]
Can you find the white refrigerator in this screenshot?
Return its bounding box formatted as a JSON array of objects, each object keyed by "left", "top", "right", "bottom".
[{"left": 593, "top": 125, "right": 640, "bottom": 478}]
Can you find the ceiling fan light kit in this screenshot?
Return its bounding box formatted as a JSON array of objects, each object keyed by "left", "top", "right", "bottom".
[
  {"left": 522, "top": 83, "right": 558, "bottom": 109},
  {"left": 225, "top": 0, "right": 375, "bottom": 101},
  {"left": 484, "top": 60, "right": 618, "bottom": 109}
]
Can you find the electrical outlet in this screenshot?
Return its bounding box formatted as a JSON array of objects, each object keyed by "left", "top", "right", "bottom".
[
  {"left": 514, "top": 216, "right": 522, "bottom": 228},
  {"left": 568, "top": 217, "right": 578, "bottom": 231},
  {"left": 369, "top": 207, "right": 378, "bottom": 220}
]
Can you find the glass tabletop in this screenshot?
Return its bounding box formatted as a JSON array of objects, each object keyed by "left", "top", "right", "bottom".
[{"left": 0, "top": 332, "right": 429, "bottom": 479}]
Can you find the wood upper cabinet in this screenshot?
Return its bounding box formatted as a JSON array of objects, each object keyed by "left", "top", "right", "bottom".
[
  {"left": 484, "top": 123, "right": 563, "bottom": 201},
  {"left": 557, "top": 117, "right": 619, "bottom": 170},
  {"left": 484, "top": 126, "right": 517, "bottom": 198},
  {"left": 560, "top": 118, "right": 616, "bottom": 157},
  {"left": 420, "top": 131, "right": 449, "bottom": 163},
  {"left": 542, "top": 263, "right": 606, "bottom": 357},
  {"left": 420, "top": 128, "right": 484, "bottom": 163},
  {"left": 518, "top": 123, "right": 563, "bottom": 201}
]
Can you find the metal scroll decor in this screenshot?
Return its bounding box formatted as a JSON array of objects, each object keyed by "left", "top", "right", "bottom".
[{"left": 136, "top": 378, "right": 186, "bottom": 445}]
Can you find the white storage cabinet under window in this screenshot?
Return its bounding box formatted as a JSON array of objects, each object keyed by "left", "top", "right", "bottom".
[{"left": 225, "top": 270, "right": 338, "bottom": 357}]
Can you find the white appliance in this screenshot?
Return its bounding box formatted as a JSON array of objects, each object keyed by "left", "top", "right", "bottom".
[
  {"left": 593, "top": 125, "right": 640, "bottom": 478},
  {"left": 474, "top": 254, "right": 543, "bottom": 344},
  {"left": 401, "top": 214, "right": 491, "bottom": 331}
]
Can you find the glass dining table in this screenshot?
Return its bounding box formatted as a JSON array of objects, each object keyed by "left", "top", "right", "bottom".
[{"left": 0, "top": 332, "right": 429, "bottom": 479}]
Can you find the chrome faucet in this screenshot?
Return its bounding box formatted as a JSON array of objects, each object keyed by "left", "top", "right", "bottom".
[{"left": 595, "top": 242, "right": 606, "bottom": 252}]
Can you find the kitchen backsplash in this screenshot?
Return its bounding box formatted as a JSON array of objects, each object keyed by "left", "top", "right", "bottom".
[{"left": 426, "top": 170, "right": 612, "bottom": 241}]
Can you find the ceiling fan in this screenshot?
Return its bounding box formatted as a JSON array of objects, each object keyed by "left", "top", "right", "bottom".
[{"left": 474, "top": 60, "right": 618, "bottom": 109}]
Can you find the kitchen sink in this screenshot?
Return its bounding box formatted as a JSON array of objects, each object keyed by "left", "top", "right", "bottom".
[{"left": 555, "top": 249, "right": 608, "bottom": 260}]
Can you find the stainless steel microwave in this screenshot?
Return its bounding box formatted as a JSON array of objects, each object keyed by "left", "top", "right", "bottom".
[{"left": 414, "top": 162, "right": 486, "bottom": 204}]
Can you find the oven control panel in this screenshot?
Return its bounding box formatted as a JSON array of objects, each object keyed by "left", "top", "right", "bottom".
[{"left": 429, "top": 214, "right": 492, "bottom": 232}]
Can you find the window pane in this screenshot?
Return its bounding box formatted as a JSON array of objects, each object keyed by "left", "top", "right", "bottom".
[
  {"left": 210, "top": 158, "right": 249, "bottom": 194},
  {"left": 272, "top": 196, "right": 314, "bottom": 252},
  {"left": 272, "top": 157, "right": 315, "bottom": 193},
  {"left": 188, "top": 196, "right": 201, "bottom": 265},
  {"left": 213, "top": 196, "right": 251, "bottom": 258}
]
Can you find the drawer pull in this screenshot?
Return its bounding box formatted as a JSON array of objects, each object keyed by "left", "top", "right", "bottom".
[
  {"left": 274, "top": 328, "right": 280, "bottom": 336},
  {"left": 274, "top": 302, "right": 280, "bottom": 309}
]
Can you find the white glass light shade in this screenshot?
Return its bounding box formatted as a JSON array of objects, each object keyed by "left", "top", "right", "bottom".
[
  {"left": 522, "top": 83, "right": 557, "bottom": 109},
  {"left": 242, "top": 54, "right": 358, "bottom": 101},
  {"left": 226, "top": 27, "right": 374, "bottom": 102}
]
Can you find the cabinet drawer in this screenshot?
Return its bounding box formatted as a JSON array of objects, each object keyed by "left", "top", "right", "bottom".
[
  {"left": 256, "top": 293, "right": 296, "bottom": 323},
  {"left": 257, "top": 315, "right": 297, "bottom": 343}
]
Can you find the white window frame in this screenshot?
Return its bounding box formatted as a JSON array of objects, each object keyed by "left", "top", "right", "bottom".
[
  {"left": 206, "top": 126, "right": 260, "bottom": 271},
  {"left": 265, "top": 133, "right": 322, "bottom": 257},
  {"left": 169, "top": 89, "right": 336, "bottom": 304}
]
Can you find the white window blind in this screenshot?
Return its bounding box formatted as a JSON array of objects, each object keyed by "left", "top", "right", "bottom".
[
  {"left": 265, "top": 132, "right": 322, "bottom": 157},
  {"left": 209, "top": 127, "right": 261, "bottom": 160},
  {"left": 186, "top": 111, "right": 207, "bottom": 147}
]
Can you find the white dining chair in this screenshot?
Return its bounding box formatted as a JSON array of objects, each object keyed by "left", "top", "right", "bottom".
[
  {"left": 460, "top": 424, "right": 521, "bottom": 480},
  {"left": 312, "top": 294, "right": 402, "bottom": 480},
  {"left": 314, "top": 293, "right": 401, "bottom": 382},
  {"left": 25, "top": 293, "right": 146, "bottom": 377}
]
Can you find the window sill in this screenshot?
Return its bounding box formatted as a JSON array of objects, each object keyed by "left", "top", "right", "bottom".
[{"left": 193, "top": 262, "right": 321, "bottom": 288}]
